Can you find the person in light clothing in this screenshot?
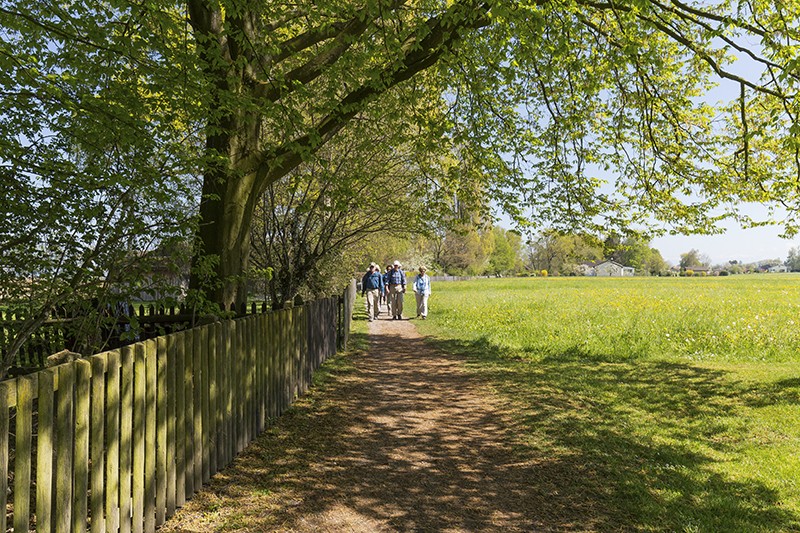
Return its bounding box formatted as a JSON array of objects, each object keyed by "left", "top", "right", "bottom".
[
  {"left": 413, "top": 266, "right": 432, "bottom": 319},
  {"left": 386, "top": 260, "right": 406, "bottom": 319}
]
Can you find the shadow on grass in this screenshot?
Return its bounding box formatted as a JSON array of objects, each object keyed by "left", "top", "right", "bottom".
[
  {"left": 187, "top": 331, "right": 799, "bottom": 532},
  {"left": 423, "top": 336, "right": 800, "bottom": 532}
]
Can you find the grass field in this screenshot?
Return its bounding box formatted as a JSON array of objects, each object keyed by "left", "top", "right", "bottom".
[{"left": 413, "top": 275, "right": 800, "bottom": 532}]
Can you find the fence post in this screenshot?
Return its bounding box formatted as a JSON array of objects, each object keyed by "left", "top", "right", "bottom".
[
  {"left": 144, "top": 339, "right": 157, "bottom": 533},
  {"left": 56, "top": 363, "right": 76, "bottom": 533},
  {"left": 132, "top": 343, "right": 146, "bottom": 533},
  {"left": 166, "top": 335, "right": 177, "bottom": 518},
  {"left": 175, "top": 332, "right": 186, "bottom": 508},
  {"left": 120, "top": 346, "right": 135, "bottom": 533},
  {"left": 90, "top": 355, "right": 107, "bottom": 533},
  {"left": 74, "top": 359, "right": 91, "bottom": 533},
  {"left": 0, "top": 381, "right": 9, "bottom": 533},
  {"left": 37, "top": 368, "right": 55, "bottom": 533},
  {"left": 14, "top": 375, "right": 34, "bottom": 533},
  {"left": 155, "top": 338, "right": 167, "bottom": 526}
]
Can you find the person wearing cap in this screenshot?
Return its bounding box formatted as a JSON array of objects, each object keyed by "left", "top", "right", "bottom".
[
  {"left": 386, "top": 260, "right": 406, "bottom": 319},
  {"left": 361, "top": 263, "right": 384, "bottom": 322},
  {"left": 413, "top": 266, "right": 432, "bottom": 319}
]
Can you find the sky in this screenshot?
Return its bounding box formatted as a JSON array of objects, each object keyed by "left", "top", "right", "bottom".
[{"left": 651, "top": 223, "right": 796, "bottom": 266}]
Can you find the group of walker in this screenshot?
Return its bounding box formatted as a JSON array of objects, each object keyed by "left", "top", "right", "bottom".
[{"left": 361, "top": 260, "right": 431, "bottom": 321}]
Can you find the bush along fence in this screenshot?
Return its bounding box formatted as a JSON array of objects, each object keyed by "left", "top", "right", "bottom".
[
  {"left": 1, "top": 301, "right": 279, "bottom": 374},
  {"left": 0, "top": 281, "right": 357, "bottom": 533}
]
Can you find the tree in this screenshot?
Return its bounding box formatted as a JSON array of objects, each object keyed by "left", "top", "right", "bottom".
[
  {"left": 643, "top": 248, "right": 669, "bottom": 276},
  {"left": 679, "top": 249, "right": 710, "bottom": 269},
  {"left": 184, "top": 0, "right": 800, "bottom": 303},
  {"left": 787, "top": 247, "right": 800, "bottom": 272},
  {"left": 437, "top": 226, "right": 492, "bottom": 275},
  {"left": 525, "top": 230, "right": 603, "bottom": 275},
  {"left": 611, "top": 236, "right": 668, "bottom": 275},
  {"left": 488, "top": 227, "right": 520, "bottom": 275},
  {"left": 5, "top": 0, "right": 800, "bottom": 311},
  {"left": 249, "top": 107, "right": 450, "bottom": 304}
]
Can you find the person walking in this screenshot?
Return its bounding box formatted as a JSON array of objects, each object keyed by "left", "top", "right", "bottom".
[
  {"left": 374, "top": 265, "right": 382, "bottom": 317},
  {"left": 413, "top": 266, "right": 432, "bottom": 319},
  {"left": 361, "top": 263, "right": 384, "bottom": 322},
  {"left": 383, "top": 263, "right": 393, "bottom": 317},
  {"left": 386, "top": 260, "right": 406, "bottom": 319}
]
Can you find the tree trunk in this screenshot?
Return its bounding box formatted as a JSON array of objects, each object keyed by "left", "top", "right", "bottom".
[{"left": 190, "top": 157, "right": 259, "bottom": 310}]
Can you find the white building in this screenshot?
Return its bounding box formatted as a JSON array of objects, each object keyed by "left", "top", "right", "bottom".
[{"left": 594, "top": 260, "right": 635, "bottom": 277}]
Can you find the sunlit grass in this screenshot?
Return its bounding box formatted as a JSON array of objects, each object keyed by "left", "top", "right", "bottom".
[
  {"left": 415, "top": 275, "right": 800, "bottom": 531},
  {"left": 424, "top": 275, "right": 800, "bottom": 363}
]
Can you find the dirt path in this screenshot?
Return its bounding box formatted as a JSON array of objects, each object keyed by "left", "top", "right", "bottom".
[{"left": 161, "top": 316, "right": 562, "bottom": 532}]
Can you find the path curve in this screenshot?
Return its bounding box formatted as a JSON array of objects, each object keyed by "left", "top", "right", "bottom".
[{"left": 162, "top": 316, "right": 560, "bottom": 532}]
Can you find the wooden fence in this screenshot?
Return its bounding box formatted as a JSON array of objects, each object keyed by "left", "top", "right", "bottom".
[{"left": 0, "top": 282, "right": 356, "bottom": 533}]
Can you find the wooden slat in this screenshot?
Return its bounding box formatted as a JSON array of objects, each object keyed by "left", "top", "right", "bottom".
[
  {"left": 183, "top": 330, "right": 194, "bottom": 499},
  {"left": 250, "top": 317, "right": 258, "bottom": 436},
  {"left": 217, "top": 320, "right": 231, "bottom": 470},
  {"left": 166, "top": 335, "right": 177, "bottom": 517},
  {"left": 284, "top": 310, "right": 292, "bottom": 410},
  {"left": 14, "top": 376, "right": 34, "bottom": 533},
  {"left": 74, "top": 359, "right": 92, "bottom": 533},
  {"left": 56, "top": 363, "right": 75, "bottom": 533},
  {"left": 208, "top": 323, "right": 219, "bottom": 476},
  {"left": 251, "top": 316, "right": 258, "bottom": 438},
  {"left": 243, "top": 318, "right": 252, "bottom": 447},
  {"left": 105, "top": 350, "right": 121, "bottom": 533},
  {"left": 120, "top": 345, "right": 135, "bottom": 533},
  {"left": 155, "top": 336, "right": 167, "bottom": 526},
  {"left": 297, "top": 307, "right": 306, "bottom": 396},
  {"left": 240, "top": 318, "right": 248, "bottom": 448},
  {"left": 90, "top": 356, "right": 106, "bottom": 533},
  {"left": 229, "top": 320, "right": 239, "bottom": 458},
  {"left": 192, "top": 328, "right": 203, "bottom": 491},
  {"left": 201, "top": 326, "right": 210, "bottom": 483},
  {"left": 269, "top": 313, "right": 278, "bottom": 420},
  {"left": 303, "top": 306, "right": 311, "bottom": 392},
  {"left": 235, "top": 320, "right": 244, "bottom": 453},
  {"left": 175, "top": 332, "right": 186, "bottom": 507},
  {"left": 36, "top": 369, "right": 55, "bottom": 533},
  {"left": 256, "top": 315, "right": 265, "bottom": 433},
  {"left": 0, "top": 382, "right": 9, "bottom": 533},
  {"left": 275, "top": 312, "right": 283, "bottom": 417},
  {"left": 293, "top": 307, "right": 301, "bottom": 399},
  {"left": 132, "top": 343, "right": 146, "bottom": 533},
  {"left": 228, "top": 320, "right": 235, "bottom": 462},
  {"left": 144, "top": 339, "right": 157, "bottom": 533}
]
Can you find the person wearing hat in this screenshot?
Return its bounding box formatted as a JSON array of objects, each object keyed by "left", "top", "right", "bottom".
[
  {"left": 386, "top": 260, "right": 406, "bottom": 319},
  {"left": 361, "top": 263, "right": 384, "bottom": 322},
  {"left": 413, "top": 266, "right": 432, "bottom": 319}
]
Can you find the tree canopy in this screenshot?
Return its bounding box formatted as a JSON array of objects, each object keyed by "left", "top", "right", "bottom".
[{"left": 2, "top": 0, "right": 800, "bottom": 310}]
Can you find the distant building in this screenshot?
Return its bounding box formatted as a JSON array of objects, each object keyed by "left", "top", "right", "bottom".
[
  {"left": 686, "top": 265, "right": 712, "bottom": 276},
  {"left": 768, "top": 265, "right": 789, "bottom": 273},
  {"left": 593, "top": 260, "right": 635, "bottom": 277},
  {"left": 577, "top": 262, "right": 598, "bottom": 276}
]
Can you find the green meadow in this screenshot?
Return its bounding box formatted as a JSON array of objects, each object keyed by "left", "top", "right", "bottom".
[{"left": 414, "top": 275, "right": 800, "bottom": 532}]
